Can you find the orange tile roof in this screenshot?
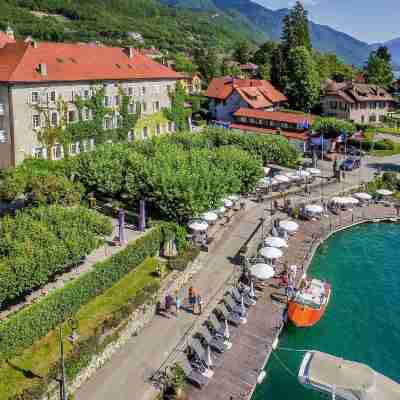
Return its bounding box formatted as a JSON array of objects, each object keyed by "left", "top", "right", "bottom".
[
  {"left": 230, "top": 123, "right": 309, "bottom": 141},
  {"left": 0, "top": 32, "right": 15, "bottom": 48},
  {"left": 236, "top": 87, "right": 273, "bottom": 109},
  {"left": 0, "top": 41, "right": 182, "bottom": 83},
  {"left": 234, "top": 108, "right": 315, "bottom": 125},
  {"left": 206, "top": 76, "right": 287, "bottom": 104}
]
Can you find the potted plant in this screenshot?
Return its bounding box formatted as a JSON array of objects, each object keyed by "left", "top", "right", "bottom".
[{"left": 169, "top": 363, "right": 185, "bottom": 399}]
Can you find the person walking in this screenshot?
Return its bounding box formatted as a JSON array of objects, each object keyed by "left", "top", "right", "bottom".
[
  {"left": 188, "top": 286, "right": 196, "bottom": 313},
  {"left": 197, "top": 294, "right": 203, "bottom": 315}
]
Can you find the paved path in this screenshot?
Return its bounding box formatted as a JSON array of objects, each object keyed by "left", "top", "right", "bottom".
[{"left": 76, "top": 155, "right": 399, "bottom": 400}]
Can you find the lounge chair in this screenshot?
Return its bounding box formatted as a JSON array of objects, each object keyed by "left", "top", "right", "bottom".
[
  {"left": 239, "top": 283, "right": 258, "bottom": 300},
  {"left": 231, "top": 287, "right": 256, "bottom": 307},
  {"left": 224, "top": 295, "right": 247, "bottom": 318},
  {"left": 216, "top": 304, "right": 246, "bottom": 325},
  {"left": 208, "top": 313, "right": 238, "bottom": 340},
  {"left": 189, "top": 338, "right": 222, "bottom": 369},
  {"left": 178, "top": 356, "right": 210, "bottom": 389},
  {"left": 197, "top": 326, "right": 232, "bottom": 352}
]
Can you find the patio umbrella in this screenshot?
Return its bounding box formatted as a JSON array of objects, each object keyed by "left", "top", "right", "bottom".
[
  {"left": 377, "top": 189, "right": 393, "bottom": 196},
  {"left": 250, "top": 263, "right": 275, "bottom": 280},
  {"left": 260, "top": 247, "right": 283, "bottom": 260},
  {"left": 188, "top": 220, "right": 208, "bottom": 232},
  {"left": 353, "top": 192, "right": 372, "bottom": 201},
  {"left": 306, "top": 168, "right": 321, "bottom": 176},
  {"left": 279, "top": 220, "right": 299, "bottom": 233},
  {"left": 206, "top": 345, "right": 213, "bottom": 368},
  {"left": 305, "top": 204, "right": 323, "bottom": 214},
  {"left": 223, "top": 198, "right": 234, "bottom": 208},
  {"left": 201, "top": 212, "right": 218, "bottom": 222},
  {"left": 274, "top": 174, "right": 290, "bottom": 183},
  {"left": 331, "top": 196, "right": 350, "bottom": 205},
  {"left": 228, "top": 194, "right": 240, "bottom": 202},
  {"left": 264, "top": 236, "right": 288, "bottom": 248},
  {"left": 224, "top": 319, "right": 230, "bottom": 339}
]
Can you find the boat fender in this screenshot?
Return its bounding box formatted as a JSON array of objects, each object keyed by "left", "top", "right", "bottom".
[
  {"left": 257, "top": 370, "right": 267, "bottom": 384},
  {"left": 272, "top": 337, "right": 279, "bottom": 350}
]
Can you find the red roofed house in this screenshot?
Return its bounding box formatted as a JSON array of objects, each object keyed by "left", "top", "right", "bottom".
[
  {"left": 230, "top": 108, "right": 314, "bottom": 152},
  {"left": 0, "top": 40, "right": 182, "bottom": 168},
  {"left": 206, "top": 76, "right": 287, "bottom": 122}
]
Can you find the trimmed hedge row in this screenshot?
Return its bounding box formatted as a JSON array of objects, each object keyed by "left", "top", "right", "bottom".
[{"left": 0, "top": 226, "right": 163, "bottom": 361}]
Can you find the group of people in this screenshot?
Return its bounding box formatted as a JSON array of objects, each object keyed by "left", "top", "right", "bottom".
[{"left": 158, "top": 285, "right": 203, "bottom": 317}]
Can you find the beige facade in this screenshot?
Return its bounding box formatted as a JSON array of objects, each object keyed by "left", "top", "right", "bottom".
[{"left": 0, "top": 78, "right": 177, "bottom": 168}]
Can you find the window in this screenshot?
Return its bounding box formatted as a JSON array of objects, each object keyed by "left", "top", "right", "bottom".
[
  {"left": 104, "top": 96, "right": 111, "bottom": 107},
  {"left": 31, "top": 91, "right": 40, "bottom": 104},
  {"left": 33, "top": 147, "right": 43, "bottom": 158},
  {"left": 361, "top": 115, "right": 365, "bottom": 123},
  {"left": 82, "top": 140, "right": 88, "bottom": 152},
  {"left": 142, "top": 102, "right": 147, "bottom": 113},
  {"left": 52, "top": 144, "right": 62, "bottom": 160},
  {"left": 379, "top": 115, "right": 385, "bottom": 123},
  {"left": 51, "top": 112, "right": 58, "bottom": 126},
  {"left": 128, "top": 87, "right": 133, "bottom": 96},
  {"left": 134, "top": 87, "right": 140, "bottom": 96},
  {"left": 104, "top": 117, "right": 112, "bottom": 129},
  {"left": 128, "top": 131, "right": 134, "bottom": 142},
  {"left": 50, "top": 91, "right": 56, "bottom": 102},
  {"left": 68, "top": 110, "right": 76, "bottom": 123},
  {"left": 70, "top": 142, "right": 80, "bottom": 155},
  {"left": 380, "top": 101, "right": 386, "bottom": 109},
  {"left": 156, "top": 124, "right": 161, "bottom": 135},
  {"left": 0, "top": 128, "right": 7, "bottom": 144},
  {"left": 135, "top": 101, "right": 141, "bottom": 113},
  {"left": 89, "top": 138, "right": 95, "bottom": 150},
  {"left": 0, "top": 116, "right": 4, "bottom": 130},
  {"left": 84, "top": 108, "right": 90, "bottom": 121},
  {"left": 32, "top": 114, "right": 40, "bottom": 129},
  {"left": 141, "top": 86, "right": 146, "bottom": 96},
  {"left": 167, "top": 85, "right": 172, "bottom": 93},
  {"left": 128, "top": 103, "right": 134, "bottom": 114},
  {"left": 83, "top": 89, "right": 90, "bottom": 100},
  {"left": 143, "top": 126, "right": 149, "bottom": 139},
  {"left": 369, "top": 115, "right": 377, "bottom": 123},
  {"left": 115, "top": 95, "right": 120, "bottom": 106},
  {"left": 360, "top": 102, "right": 367, "bottom": 109},
  {"left": 153, "top": 101, "right": 160, "bottom": 112}
]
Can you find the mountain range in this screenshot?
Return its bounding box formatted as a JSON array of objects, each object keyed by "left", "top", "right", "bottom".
[{"left": 161, "top": 0, "right": 400, "bottom": 69}]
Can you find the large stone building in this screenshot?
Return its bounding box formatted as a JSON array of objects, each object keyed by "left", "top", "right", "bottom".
[
  {"left": 0, "top": 37, "right": 182, "bottom": 169},
  {"left": 321, "top": 80, "right": 394, "bottom": 125},
  {"left": 206, "top": 77, "right": 287, "bottom": 122}
]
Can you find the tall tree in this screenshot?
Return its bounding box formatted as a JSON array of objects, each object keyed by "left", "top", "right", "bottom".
[
  {"left": 270, "top": 44, "right": 286, "bottom": 90},
  {"left": 233, "top": 40, "right": 255, "bottom": 64},
  {"left": 365, "top": 46, "right": 394, "bottom": 89},
  {"left": 281, "top": 1, "right": 312, "bottom": 56},
  {"left": 194, "top": 47, "right": 222, "bottom": 83},
  {"left": 285, "top": 46, "right": 320, "bottom": 112}
]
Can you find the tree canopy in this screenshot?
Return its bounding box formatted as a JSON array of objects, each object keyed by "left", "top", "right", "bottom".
[{"left": 365, "top": 46, "right": 394, "bottom": 89}]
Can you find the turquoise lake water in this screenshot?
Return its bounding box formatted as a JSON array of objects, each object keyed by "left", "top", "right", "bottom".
[{"left": 253, "top": 222, "right": 400, "bottom": 399}]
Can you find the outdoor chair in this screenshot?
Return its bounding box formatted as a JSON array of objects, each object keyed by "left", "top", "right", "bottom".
[
  {"left": 232, "top": 287, "right": 256, "bottom": 306},
  {"left": 215, "top": 305, "right": 242, "bottom": 326},
  {"left": 197, "top": 326, "right": 232, "bottom": 352},
  {"left": 178, "top": 356, "right": 210, "bottom": 389},
  {"left": 220, "top": 303, "right": 247, "bottom": 325},
  {"left": 238, "top": 283, "right": 258, "bottom": 300},
  {"left": 208, "top": 313, "right": 238, "bottom": 339},
  {"left": 224, "top": 295, "right": 247, "bottom": 318}
]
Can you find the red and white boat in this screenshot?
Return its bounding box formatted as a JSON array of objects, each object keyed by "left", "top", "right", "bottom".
[{"left": 288, "top": 277, "right": 331, "bottom": 327}]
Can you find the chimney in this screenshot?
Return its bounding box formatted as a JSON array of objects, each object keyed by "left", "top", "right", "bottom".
[
  {"left": 124, "top": 47, "right": 135, "bottom": 59},
  {"left": 6, "top": 25, "right": 14, "bottom": 40},
  {"left": 38, "top": 63, "right": 47, "bottom": 77}
]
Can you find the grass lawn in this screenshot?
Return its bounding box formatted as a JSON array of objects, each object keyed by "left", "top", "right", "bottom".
[
  {"left": 0, "top": 257, "right": 161, "bottom": 400},
  {"left": 370, "top": 142, "right": 400, "bottom": 157},
  {"left": 366, "top": 126, "right": 400, "bottom": 136}
]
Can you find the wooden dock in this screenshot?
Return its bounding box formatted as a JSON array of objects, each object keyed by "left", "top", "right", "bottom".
[{"left": 186, "top": 204, "right": 398, "bottom": 400}]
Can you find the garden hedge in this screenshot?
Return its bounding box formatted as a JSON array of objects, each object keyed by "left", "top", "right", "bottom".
[{"left": 0, "top": 226, "right": 164, "bottom": 361}]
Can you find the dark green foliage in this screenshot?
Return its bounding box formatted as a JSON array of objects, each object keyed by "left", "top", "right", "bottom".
[
  {"left": 0, "top": 226, "right": 163, "bottom": 361},
  {"left": 312, "top": 117, "right": 356, "bottom": 135},
  {"left": 164, "top": 81, "right": 192, "bottom": 132},
  {"left": 365, "top": 46, "right": 394, "bottom": 89},
  {"left": 0, "top": 206, "right": 112, "bottom": 305}
]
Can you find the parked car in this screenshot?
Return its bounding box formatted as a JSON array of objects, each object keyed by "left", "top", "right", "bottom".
[
  {"left": 340, "top": 158, "right": 361, "bottom": 171},
  {"left": 347, "top": 146, "right": 365, "bottom": 157}
]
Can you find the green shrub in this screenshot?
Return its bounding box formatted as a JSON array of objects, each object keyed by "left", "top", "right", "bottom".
[
  {"left": 0, "top": 206, "right": 112, "bottom": 305},
  {"left": 0, "top": 227, "right": 163, "bottom": 361}
]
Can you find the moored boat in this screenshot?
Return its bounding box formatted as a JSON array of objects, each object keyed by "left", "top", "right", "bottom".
[{"left": 288, "top": 277, "right": 331, "bottom": 327}]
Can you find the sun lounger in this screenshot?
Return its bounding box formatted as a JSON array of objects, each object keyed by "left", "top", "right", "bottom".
[
  {"left": 216, "top": 304, "right": 246, "bottom": 325},
  {"left": 197, "top": 326, "right": 232, "bottom": 352},
  {"left": 224, "top": 295, "right": 247, "bottom": 318},
  {"left": 232, "top": 287, "right": 256, "bottom": 306},
  {"left": 178, "top": 356, "right": 210, "bottom": 389},
  {"left": 190, "top": 338, "right": 222, "bottom": 369},
  {"left": 239, "top": 283, "right": 258, "bottom": 300}
]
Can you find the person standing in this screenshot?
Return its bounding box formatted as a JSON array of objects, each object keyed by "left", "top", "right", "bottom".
[
  {"left": 188, "top": 286, "right": 196, "bottom": 313},
  {"left": 175, "top": 291, "right": 181, "bottom": 316},
  {"left": 197, "top": 294, "right": 203, "bottom": 315}
]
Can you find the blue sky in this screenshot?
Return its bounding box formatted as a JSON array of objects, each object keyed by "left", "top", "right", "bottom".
[{"left": 254, "top": 0, "right": 400, "bottom": 43}]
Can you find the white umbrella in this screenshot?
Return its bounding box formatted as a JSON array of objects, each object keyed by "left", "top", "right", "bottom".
[
  {"left": 201, "top": 212, "right": 218, "bottom": 222},
  {"left": 331, "top": 196, "right": 349, "bottom": 205},
  {"left": 250, "top": 263, "right": 275, "bottom": 280},
  {"left": 274, "top": 174, "right": 290, "bottom": 183},
  {"left": 260, "top": 247, "right": 283, "bottom": 260},
  {"left": 223, "top": 198, "right": 234, "bottom": 208},
  {"left": 264, "top": 236, "right": 288, "bottom": 248},
  {"left": 188, "top": 220, "right": 208, "bottom": 231},
  {"left": 353, "top": 192, "right": 372, "bottom": 201},
  {"left": 206, "top": 345, "right": 213, "bottom": 368},
  {"left": 305, "top": 204, "right": 323, "bottom": 214},
  {"left": 377, "top": 189, "right": 393, "bottom": 196},
  {"left": 296, "top": 170, "right": 311, "bottom": 178},
  {"left": 306, "top": 168, "right": 321, "bottom": 176},
  {"left": 213, "top": 206, "right": 226, "bottom": 215},
  {"left": 228, "top": 194, "right": 240, "bottom": 202},
  {"left": 224, "top": 319, "right": 230, "bottom": 339},
  {"left": 263, "top": 167, "right": 271, "bottom": 176},
  {"left": 279, "top": 220, "right": 299, "bottom": 233}
]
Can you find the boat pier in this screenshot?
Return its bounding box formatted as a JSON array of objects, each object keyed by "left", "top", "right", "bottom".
[{"left": 186, "top": 204, "right": 399, "bottom": 400}]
